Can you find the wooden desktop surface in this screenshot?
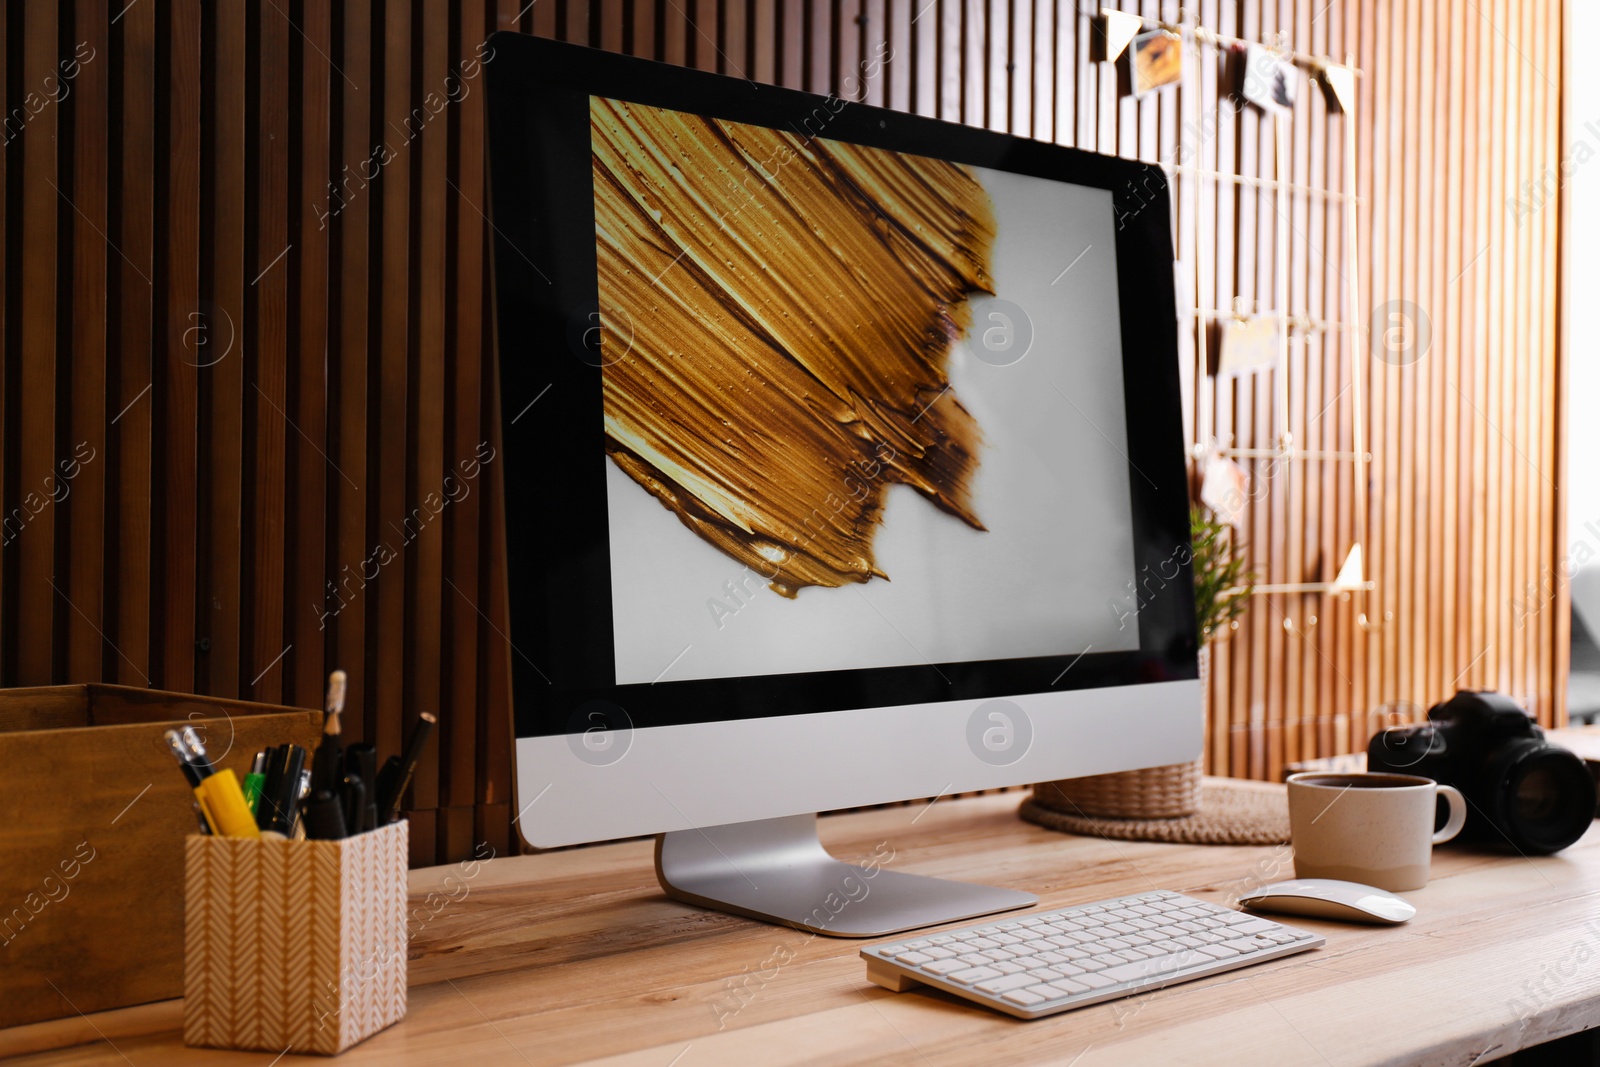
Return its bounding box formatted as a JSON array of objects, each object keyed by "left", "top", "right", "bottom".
[{"left": 10, "top": 781, "right": 1600, "bottom": 1066}]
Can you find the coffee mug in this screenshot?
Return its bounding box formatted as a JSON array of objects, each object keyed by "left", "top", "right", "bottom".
[{"left": 1286, "top": 772, "right": 1468, "bottom": 891}]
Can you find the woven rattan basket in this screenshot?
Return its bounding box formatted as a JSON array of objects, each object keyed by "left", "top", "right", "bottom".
[
  {"left": 1032, "top": 759, "right": 1202, "bottom": 819},
  {"left": 1032, "top": 646, "right": 1209, "bottom": 819}
]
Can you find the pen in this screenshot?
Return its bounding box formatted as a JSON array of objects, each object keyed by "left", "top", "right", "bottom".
[
  {"left": 346, "top": 744, "right": 379, "bottom": 833},
  {"left": 376, "top": 711, "right": 437, "bottom": 824},
  {"left": 242, "top": 749, "right": 267, "bottom": 814},
  {"left": 339, "top": 772, "right": 365, "bottom": 837},
  {"left": 194, "top": 770, "right": 261, "bottom": 839},
  {"left": 257, "top": 744, "right": 306, "bottom": 836},
  {"left": 179, "top": 725, "right": 217, "bottom": 779},
  {"left": 312, "top": 670, "right": 348, "bottom": 795},
  {"left": 163, "top": 729, "right": 205, "bottom": 788},
  {"left": 302, "top": 789, "right": 348, "bottom": 840}
]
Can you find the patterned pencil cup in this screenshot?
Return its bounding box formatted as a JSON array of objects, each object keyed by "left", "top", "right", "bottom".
[{"left": 183, "top": 821, "right": 408, "bottom": 1055}]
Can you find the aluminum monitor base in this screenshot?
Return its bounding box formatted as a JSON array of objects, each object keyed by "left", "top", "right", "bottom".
[{"left": 654, "top": 813, "right": 1038, "bottom": 938}]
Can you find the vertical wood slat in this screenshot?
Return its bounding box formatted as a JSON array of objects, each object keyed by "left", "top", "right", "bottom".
[
  {"left": 161, "top": 0, "right": 203, "bottom": 694},
  {"left": 441, "top": 0, "right": 490, "bottom": 861},
  {"left": 409, "top": 0, "right": 449, "bottom": 843},
  {"left": 209, "top": 0, "right": 247, "bottom": 699},
  {"left": 289, "top": 0, "right": 333, "bottom": 713},
  {"left": 0, "top": 1, "right": 1572, "bottom": 864},
  {"left": 331, "top": 0, "right": 373, "bottom": 747},
  {"left": 17, "top": 0, "right": 58, "bottom": 685},
  {"left": 66, "top": 0, "right": 109, "bottom": 685},
  {"left": 112, "top": 0, "right": 157, "bottom": 688},
  {"left": 375, "top": 0, "right": 411, "bottom": 850},
  {"left": 250, "top": 1, "right": 292, "bottom": 704}
]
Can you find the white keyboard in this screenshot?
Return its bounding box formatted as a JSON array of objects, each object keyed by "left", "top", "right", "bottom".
[{"left": 862, "top": 890, "right": 1323, "bottom": 1020}]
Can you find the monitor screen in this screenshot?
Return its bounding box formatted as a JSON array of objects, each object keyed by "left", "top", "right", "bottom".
[
  {"left": 485, "top": 39, "right": 1196, "bottom": 743},
  {"left": 593, "top": 97, "right": 1139, "bottom": 686}
]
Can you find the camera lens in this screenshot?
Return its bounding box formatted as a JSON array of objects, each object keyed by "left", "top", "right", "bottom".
[
  {"left": 1492, "top": 742, "right": 1596, "bottom": 854},
  {"left": 1513, "top": 765, "right": 1562, "bottom": 824}
]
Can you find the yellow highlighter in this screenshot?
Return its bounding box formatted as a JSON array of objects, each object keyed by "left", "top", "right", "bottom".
[{"left": 194, "top": 769, "right": 262, "bottom": 839}]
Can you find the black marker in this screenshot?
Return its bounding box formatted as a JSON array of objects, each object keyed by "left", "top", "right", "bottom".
[{"left": 377, "top": 711, "right": 437, "bottom": 824}]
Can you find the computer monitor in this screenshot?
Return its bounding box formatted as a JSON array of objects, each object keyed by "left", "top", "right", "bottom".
[{"left": 486, "top": 34, "right": 1199, "bottom": 937}]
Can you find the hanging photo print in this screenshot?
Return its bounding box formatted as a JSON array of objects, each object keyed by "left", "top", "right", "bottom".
[
  {"left": 1240, "top": 44, "right": 1297, "bottom": 113},
  {"left": 1217, "top": 313, "right": 1280, "bottom": 376},
  {"left": 1131, "top": 30, "right": 1183, "bottom": 97}
]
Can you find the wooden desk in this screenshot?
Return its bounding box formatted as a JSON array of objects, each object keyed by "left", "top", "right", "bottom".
[{"left": 9, "top": 782, "right": 1600, "bottom": 1066}]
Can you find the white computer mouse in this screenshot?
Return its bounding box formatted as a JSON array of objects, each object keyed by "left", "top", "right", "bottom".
[{"left": 1237, "top": 878, "right": 1416, "bottom": 925}]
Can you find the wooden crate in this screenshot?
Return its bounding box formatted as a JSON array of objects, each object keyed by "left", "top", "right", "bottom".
[
  {"left": 0, "top": 685, "right": 321, "bottom": 1029},
  {"left": 183, "top": 821, "right": 408, "bottom": 1055}
]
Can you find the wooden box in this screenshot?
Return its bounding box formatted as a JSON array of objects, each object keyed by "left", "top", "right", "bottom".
[
  {"left": 0, "top": 684, "right": 321, "bottom": 1029},
  {"left": 183, "top": 821, "right": 409, "bottom": 1055}
]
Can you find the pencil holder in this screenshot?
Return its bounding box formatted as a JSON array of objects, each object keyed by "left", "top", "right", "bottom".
[{"left": 183, "top": 820, "right": 408, "bottom": 1055}]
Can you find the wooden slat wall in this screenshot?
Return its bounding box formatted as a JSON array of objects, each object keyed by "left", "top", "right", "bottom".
[{"left": 0, "top": 0, "right": 1567, "bottom": 863}]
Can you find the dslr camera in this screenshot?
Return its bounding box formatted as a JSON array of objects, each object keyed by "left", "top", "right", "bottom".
[{"left": 1368, "top": 690, "right": 1595, "bottom": 854}]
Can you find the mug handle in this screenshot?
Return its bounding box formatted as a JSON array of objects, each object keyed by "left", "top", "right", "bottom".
[{"left": 1433, "top": 785, "right": 1468, "bottom": 844}]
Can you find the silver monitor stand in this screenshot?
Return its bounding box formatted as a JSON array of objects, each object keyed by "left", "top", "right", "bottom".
[{"left": 655, "top": 813, "right": 1037, "bottom": 937}]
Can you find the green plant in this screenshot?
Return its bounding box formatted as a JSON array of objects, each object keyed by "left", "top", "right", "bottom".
[{"left": 1191, "top": 504, "right": 1255, "bottom": 642}]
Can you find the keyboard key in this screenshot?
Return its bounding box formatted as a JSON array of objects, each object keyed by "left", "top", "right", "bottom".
[
  {"left": 928, "top": 935, "right": 954, "bottom": 944},
  {"left": 1099, "top": 951, "right": 1202, "bottom": 984},
  {"left": 1036, "top": 979, "right": 1091, "bottom": 997},
  {"left": 905, "top": 939, "right": 931, "bottom": 949},
  {"left": 1074, "top": 971, "right": 1118, "bottom": 990},
  {"left": 923, "top": 960, "right": 967, "bottom": 976},
  {"left": 923, "top": 947, "right": 956, "bottom": 960},
  {"left": 967, "top": 938, "right": 1000, "bottom": 950},
  {"left": 894, "top": 952, "right": 933, "bottom": 965},
  {"left": 1002, "top": 989, "right": 1046, "bottom": 1007},
  {"left": 975, "top": 973, "right": 1040, "bottom": 994},
  {"left": 993, "top": 961, "right": 1027, "bottom": 975},
  {"left": 1230, "top": 917, "right": 1277, "bottom": 934},
  {"left": 957, "top": 953, "right": 990, "bottom": 966},
  {"left": 948, "top": 966, "right": 1002, "bottom": 985},
  {"left": 1198, "top": 944, "right": 1241, "bottom": 959}
]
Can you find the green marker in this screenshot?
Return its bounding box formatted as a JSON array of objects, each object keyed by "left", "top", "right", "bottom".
[{"left": 242, "top": 750, "right": 267, "bottom": 814}]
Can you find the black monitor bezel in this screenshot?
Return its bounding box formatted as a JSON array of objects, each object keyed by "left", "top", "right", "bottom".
[{"left": 484, "top": 33, "right": 1198, "bottom": 741}]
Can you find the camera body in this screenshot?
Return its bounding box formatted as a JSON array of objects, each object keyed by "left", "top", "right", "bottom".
[{"left": 1368, "top": 690, "right": 1595, "bottom": 854}]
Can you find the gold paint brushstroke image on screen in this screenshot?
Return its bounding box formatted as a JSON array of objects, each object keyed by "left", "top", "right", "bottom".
[{"left": 591, "top": 96, "right": 998, "bottom": 599}]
